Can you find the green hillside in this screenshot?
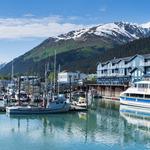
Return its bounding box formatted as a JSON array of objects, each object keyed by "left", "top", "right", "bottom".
[
  {"left": 1, "top": 36, "right": 150, "bottom": 77},
  {"left": 98, "top": 37, "right": 150, "bottom": 62},
  {"left": 23, "top": 36, "right": 113, "bottom": 62},
  {"left": 0, "top": 35, "right": 114, "bottom": 76}
]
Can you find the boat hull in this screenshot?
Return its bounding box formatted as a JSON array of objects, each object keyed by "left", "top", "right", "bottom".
[
  {"left": 6, "top": 106, "right": 70, "bottom": 115},
  {"left": 120, "top": 96, "right": 150, "bottom": 108}
]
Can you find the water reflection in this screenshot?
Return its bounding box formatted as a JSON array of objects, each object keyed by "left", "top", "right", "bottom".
[
  {"left": 0, "top": 99, "right": 150, "bottom": 150},
  {"left": 120, "top": 104, "right": 150, "bottom": 132}
]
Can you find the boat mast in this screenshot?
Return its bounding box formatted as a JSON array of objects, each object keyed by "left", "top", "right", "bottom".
[
  {"left": 11, "top": 59, "right": 14, "bottom": 82},
  {"left": 53, "top": 50, "right": 56, "bottom": 94},
  {"left": 57, "top": 64, "right": 60, "bottom": 95},
  {"left": 44, "top": 63, "right": 49, "bottom": 107},
  {"left": 45, "top": 63, "right": 49, "bottom": 97},
  {"left": 18, "top": 76, "right": 21, "bottom": 106}
]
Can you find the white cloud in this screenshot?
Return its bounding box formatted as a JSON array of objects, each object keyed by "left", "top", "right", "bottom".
[{"left": 0, "top": 16, "right": 86, "bottom": 39}]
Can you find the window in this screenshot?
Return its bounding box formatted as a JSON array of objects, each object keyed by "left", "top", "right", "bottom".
[
  {"left": 125, "top": 93, "right": 130, "bottom": 97},
  {"left": 130, "top": 93, "right": 144, "bottom": 98},
  {"left": 138, "top": 84, "right": 148, "bottom": 89},
  {"left": 145, "top": 95, "right": 150, "bottom": 99}
]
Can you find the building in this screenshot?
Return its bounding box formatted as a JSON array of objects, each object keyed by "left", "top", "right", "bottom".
[
  {"left": 97, "top": 54, "right": 150, "bottom": 85},
  {"left": 20, "top": 76, "right": 39, "bottom": 84},
  {"left": 58, "top": 71, "right": 87, "bottom": 84}
]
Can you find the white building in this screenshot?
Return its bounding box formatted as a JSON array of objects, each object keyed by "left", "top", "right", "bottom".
[
  {"left": 58, "top": 71, "right": 87, "bottom": 84},
  {"left": 20, "top": 76, "right": 38, "bottom": 83},
  {"left": 97, "top": 54, "right": 150, "bottom": 85}
]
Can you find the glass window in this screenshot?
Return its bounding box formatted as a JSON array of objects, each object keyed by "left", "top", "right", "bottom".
[
  {"left": 138, "top": 84, "right": 148, "bottom": 88},
  {"left": 145, "top": 95, "right": 150, "bottom": 98},
  {"left": 130, "top": 93, "right": 143, "bottom": 98}
]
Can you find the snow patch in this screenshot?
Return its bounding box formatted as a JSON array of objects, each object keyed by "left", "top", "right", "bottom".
[
  {"left": 141, "top": 22, "right": 150, "bottom": 29},
  {"left": 53, "top": 22, "right": 150, "bottom": 42}
]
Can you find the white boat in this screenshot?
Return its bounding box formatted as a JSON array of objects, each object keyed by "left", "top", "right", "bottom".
[
  {"left": 73, "top": 97, "right": 87, "bottom": 108},
  {"left": 6, "top": 94, "right": 70, "bottom": 115},
  {"left": 15, "top": 90, "right": 28, "bottom": 102},
  {"left": 120, "top": 80, "right": 150, "bottom": 108}
]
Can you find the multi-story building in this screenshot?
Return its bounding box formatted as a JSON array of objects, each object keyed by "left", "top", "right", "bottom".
[
  {"left": 58, "top": 71, "right": 87, "bottom": 84},
  {"left": 97, "top": 54, "right": 150, "bottom": 85}
]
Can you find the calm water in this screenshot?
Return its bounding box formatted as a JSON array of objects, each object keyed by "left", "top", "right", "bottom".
[{"left": 0, "top": 99, "right": 150, "bottom": 150}]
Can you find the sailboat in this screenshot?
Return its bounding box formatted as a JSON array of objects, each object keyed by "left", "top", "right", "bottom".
[{"left": 6, "top": 51, "right": 70, "bottom": 115}]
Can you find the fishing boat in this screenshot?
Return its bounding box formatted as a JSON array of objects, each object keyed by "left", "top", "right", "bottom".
[
  {"left": 6, "top": 94, "right": 70, "bottom": 115},
  {"left": 120, "top": 80, "right": 150, "bottom": 108}
]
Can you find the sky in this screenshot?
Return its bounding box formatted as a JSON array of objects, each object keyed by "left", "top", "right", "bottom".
[{"left": 0, "top": 0, "right": 150, "bottom": 62}]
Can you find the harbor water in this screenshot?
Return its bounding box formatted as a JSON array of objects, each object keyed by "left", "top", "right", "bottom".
[{"left": 0, "top": 99, "right": 150, "bottom": 150}]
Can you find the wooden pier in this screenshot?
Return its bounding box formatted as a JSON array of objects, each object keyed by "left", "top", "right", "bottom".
[{"left": 87, "top": 83, "right": 128, "bottom": 100}]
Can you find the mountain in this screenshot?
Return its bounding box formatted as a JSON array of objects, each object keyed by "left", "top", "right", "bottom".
[
  {"left": 1, "top": 21, "right": 150, "bottom": 75},
  {"left": 96, "top": 37, "right": 150, "bottom": 63},
  {"left": 141, "top": 22, "right": 150, "bottom": 29},
  {"left": 0, "top": 63, "right": 6, "bottom": 70}
]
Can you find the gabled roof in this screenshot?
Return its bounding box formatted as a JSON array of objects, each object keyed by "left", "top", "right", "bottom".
[
  {"left": 125, "top": 54, "right": 144, "bottom": 63},
  {"left": 100, "top": 54, "right": 146, "bottom": 66},
  {"left": 130, "top": 67, "right": 144, "bottom": 73}
]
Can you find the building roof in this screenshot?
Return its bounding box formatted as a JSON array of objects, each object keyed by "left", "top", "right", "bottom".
[
  {"left": 100, "top": 54, "right": 147, "bottom": 66},
  {"left": 130, "top": 67, "right": 144, "bottom": 73}
]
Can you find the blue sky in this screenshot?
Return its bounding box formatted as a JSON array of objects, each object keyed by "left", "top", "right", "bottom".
[{"left": 0, "top": 0, "right": 150, "bottom": 62}]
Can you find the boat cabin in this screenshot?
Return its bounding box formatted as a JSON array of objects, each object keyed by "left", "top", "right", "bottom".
[{"left": 121, "top": 81, "right": 150, "bottom": 99}]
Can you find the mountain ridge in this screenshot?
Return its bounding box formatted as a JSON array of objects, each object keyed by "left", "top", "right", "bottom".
[{"left": 1, "top": 21, "right": 150, "bottom": 76}]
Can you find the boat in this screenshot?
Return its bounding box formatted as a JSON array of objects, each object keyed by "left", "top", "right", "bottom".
[
  {"left": 6, "top": 94, "right": 70, "bottom": 115},
  {"left": 120, "top": 80, "right": 150, "bottom": 108},
  {"left": 15, "top": 90, "right": 29, "bottom": 102},
  {"left": 73, "top": 97, "right": 87, "bottom": 108}
]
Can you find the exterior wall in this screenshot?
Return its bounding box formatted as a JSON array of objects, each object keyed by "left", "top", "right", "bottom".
[
  {"left": 92, "top": 85, "right": 127, "bottom": 98},
  {"left": 58, "top": 72, "right": 87, "bottom": 84},
  {"left": 20, "top": 76, "right": 38, "bottom": 83},
  {"left": 97, "top": 55, "right": 147, "bottom": 85},
  {"left": 130, "top": 56, "right": 144, "bottom": 68},
  {"left": 58, "top": 73, "right": 68, "bottom": 83},
  {"left": 58, "top": 72, "right": 78, "bottom": 83}
]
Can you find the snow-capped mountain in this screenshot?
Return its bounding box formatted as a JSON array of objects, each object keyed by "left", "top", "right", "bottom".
[
  {"left": 1, "top": 21, "right": 150, "bottom": 75},
  {"left": 141, "top": 22, "right": 150, "bottom": 29},
  {"left": 56, "top": 22, "right": 150, "bottom": 44}
]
